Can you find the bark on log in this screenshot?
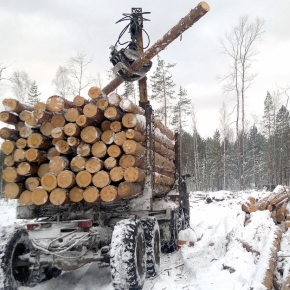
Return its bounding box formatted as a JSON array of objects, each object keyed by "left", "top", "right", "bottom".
[
  {"left": 119, "top": 98, "right": 144, "bottom": 115},
  {"left": 73, "top": 95, "right": 89, "bottom": 107},
  {"left": 50, "top": 188, "right": 69, "bottom": 205},
  {"left": 104, "top": 106, "right": 123, "bottom": 121},
  {"left": 85, "top": 157, "right": 103, "bottom": 174},
  {"left": 109, "top": 166, "right": 124, "bottom": 182},
  {"left": 0, "top": 127, "right": 19, "bottom": 141},
  {"left": 101, "top": 120, "right": 112, "bottom": 131},
  {"left": 125, "top": 129, "right": 145, "bottom": 142},
  {"left": 46, "top": 95, "right": 73, "bottom": 112},
  {"left": 25, "top": 149, "right": 47, "bottom": 164},
  {"left": 153, "top": 172, "right": 175, "bottom": 186},
  {"left": 27, "top": 133, "right": 51, "bottom": 149},
  {"left": 122, "top": 140, "right": 146, "bottom": 157},
  {"left": 65, "top": 108, "right": 81, "bottom": 122},
  {"left": 19, "top": 190, "right": 33, "bottom": 206},
  {"left": 3, "top": 98, "right": 33, "bottom": 114},
  {"left": 51, "top": 114, "right": 66, "bottom": 128},
  {"left": 70, "top": 156, "right": 87, "bottom": 172},
  {"left": 57, "top": 170, "right": 76, "bottom": 188},
  {"left": 0, "top": 111, "right": 20, "bottom": 125},
  {"left": 119, "top": 154, "right": 147, "bottom": 170},
  {"left": 92, "top": 170, "right": 111, "bottom": 188},
  {"left": 117, "top": 182, "right": 143, "bottom": 199},
  {"left": 49, "top": 156, "right": 69, "bottom": 174},
  {"left": 4, "top": 183, "right": 24, "bottom": 199},
  {"left": 3, "top": 167, "right": 23, "bottom": 182},
  {"left": 124, "top": 167, "right": 146, "bottom": 183},
  {"left": 40, "top": 123, "right": 54, "bottom": 137},
  {"left": 38, "top": 163, "right": 50, "bottom": 178},
  {"left": 47, "top": 147, "right": 60, "bottom": 160},
  {"left": 1, "top": 140, "right": 15, "bottom": 155},
  {"left": 41, "top": 173, "right": 58, "bottom": 192},
  {"left": 31, "top": 187, "right": 49, "bottom": 205},
  {"left": 33, "top": 109, "right": 53, "bottom": 123},
  {"left": 80, "top": 126, "right": 102, "bottom": 144},
  {"left": 104, "top": 157, "right": 117, "bottom": 170},
  {"left": 88, "top": 86, "right": 102, "bottom": 99},
  {"left": 76, "top": 170, "right": 92, "bottom": 188},
  {"left": 96, "top": 98, "right": 109, "bottom": 111},
  {"left": 107, "top": 144, "right": 122, "bottom": 158},
  {"left": 13, "top": 148, "right": 26, "bottom": 162},
  {"left": 100, "top": 185, "right": 118, "bottom": 202},
  {"left": 25, "top": 177, "right": 40, "bottom": 191},
  {"left": 17, "top": 162, "right": 39, "bottom": 176},
  {"left": 83, "top": 186, "right": 99, "bottom": 203},
  {"left": 110, "top": 121, "right": 123, "bottom": 133},
  {"left": 69, "top": 187, "right": 84, "bottom": 203},
  {"left": 83, "top": 103, "right": 105, "bottom": 123},
  {"left": 16, "top": 138, "right": 27, "bottom": 149},
  {"left": 114, "top": 131, "right": 127, "bottom": 146},
  {"left": 91, "top": 141, "right": 107, "bottom": 158}
]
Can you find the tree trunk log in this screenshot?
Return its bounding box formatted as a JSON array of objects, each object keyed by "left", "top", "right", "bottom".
[
  {"left": 37, "top": 163, "right": 50, "bottom": 178},
  {"left": 122, "top": 140, "right": 146, "bottom": 157},
  {"left": 73, "top": 95, "right": 89, "bottom": 107},
  {"left": 25, "top": 177, "right": 40, "bottom": 191},
  {"left": 63, "top": 123, "right": 81, "bottom": 137},
  {"left": 76, "top": 141, "right": 91, "bottom": 157},
  {"left": 110, "top": 121, "right": 123, "bottom": 133},
  {"left": 85, "top": 157, "right": 103, "bottom": 174},
  {"left": 109, "top": 167, "right": 124, "bottom": 182},
  {"left": 51, "top": 127, "right": 66, "bottom": 140},
  {"left": 96, "top": 97, "right": 109, "bottom": 111},
  {"left": 4, "top": 155, "right": 15, "bottom": 167},
  {"left": 1, "top": 140, "right": 15, "bottom": 155},
  {"left": 34, "top": 101, "right": 46, "bottom": 110},
  {"left": 101, "top": 130, "right": 115, "bottom": 145},
  {"left": 67, "top": 136, "right": 80, "bottom": 147},
  {"left": 108, "top": 93, "right": 121, "bottom": 107},
  {"left": 0, "top": 127, "right": 20, "bottom": 141},
  {"left": 50, "top": 188, "right": 70, "bottom": 205},
  {"left": 117, "top": 182, "right": 143, "bottom": 199},
  {"left": 13, "top": 148, "right": 26, "bottom": 162},
  {"left": 19, "top": 126, "right": 34, "bottom": 138},
  {"left": 153, "top": 172, "right": 175, "bottom": 186},
  {"left": 49, "top": 156, "right": 69, "bottom": 174},
  {"left": 119, "top": 98, "right": 144, "bottom": 115},
  {"left": 3, "top": 98, "right": 33, "bottom": 114},
  {"left": 122, "top": 113, "right": 146, "bottom": 131},
  {"left": 104, "top": 106, "right": 123, "bottom": 121},
  {"left": 41, "top": 173, "right": 58, "bottom": 192},
  {"left": 57, "top": 170, "right": 76, "bottom": 188},
  {"left": 125, "top": 129, "right": 145, "bottom": 142},
  {"left": 69, "top": 187, "right": 84, "bottom": 203},
  {"left": 101, "top": 120, "right": 112, "bottom": 131},
  {"left": 55, "top": 140, "right": 73, "bottom": 154},
  {"left": 33, "top": 108, "right": 53, "bottom": 123},
  {"left": 25, "top": 148, "right": 47, "bottom": 164},
  {"left": 51, "top": 114, "right": 66, "bottom": 128},
  {"left": 17, "top": 162, "right": 39, "bottom": 176},
  {"left": 88, "top": 86, "right": 102, "bottom": 99},
  {"left": 104, "top": 157, "right": 117, "bottom": 170},
  {"left": 65, "top": 108, "right": 81, "bottom": 122},
  {"left": 19, "top": 190, "right": 33, "bottom": 206},
  {"left": 40, "top": 123, "right": 54, "bottom": 137},
  {"left": 153, "top": 183, "right": 171, "bottom": 196},
  {"left": 47, "top": 147, "right": 60, "bottom": 160},
  {"left": 46, "top": 95, "right": 73, "bottom": 112},
  {"left": 16, "top": 138, "right": 27, "bottom": 149},
  {"left": 76, "top": 170, "right": 92, "bottom": 188},
  {"left": 124, "top": 167, "right": 146, "bottom": 183},
  {"left": 25, "top": 111, "right": 39, "bottom": 128},
  {"left": 0, "top": 111, "right": 20, "bottom": 125},
  {"left": 76, "top": 115, "right": 96, "bottom": 127},
  {"left": 119, "top": 154, "right": 147, "bottom": 170},
  {"left": 92, "top": 170, "right": 111, "bottom": 188},
  {"left": 114, "top": 131, "right": 127, "bottom": 146},
  {"left": 31, "top": 187, "right": 49, "bottom": 205},
  {"left": 27, "top": 133, "right": 51, "bottom": 149},
  {"left": 3, "top": 167, "right": 23, "bottom": 182},
  {"left": 91, "top": 141, "right": 107, "bottom": 158},
  {"left": 83, "top": 103, "right": 105, "bottom": 123},
  {"left": 4, "top": 182, "right": 24, "bottom": 199},
  {"left": 80, "top": 126, "right": 102, "bottom": 144},
  {"left": 70, "top": 156, "right": 87, "bottom": 172},
  {"left": 107, "top": 144, "right": 122, "bottom": 158},
  {"left": 83, "top": 186, "right": 100, "bottom": 203},
  {"left": 100, "top": 185, "right": 118, "bottom": 202}
]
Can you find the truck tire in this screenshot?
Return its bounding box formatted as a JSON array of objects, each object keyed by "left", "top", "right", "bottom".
[
  {"left": 110, "top": 219, "right": 146, "bottom": 290},
  {"left": 160, "top": 210, "right": 178, "bottom": 253},
  {"left": 141, "top": 217, "right": 161, "bottom": 278},
  {"left": 0, "top": 226, "right": 61, "bottom": 289}
]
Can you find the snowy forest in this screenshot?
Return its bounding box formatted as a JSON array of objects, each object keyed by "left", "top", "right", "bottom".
[{"left": 0, "top": 15, "right": 289, "bottom": 193}]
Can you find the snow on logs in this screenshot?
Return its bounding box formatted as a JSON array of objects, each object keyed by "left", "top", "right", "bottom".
[{"left": 0, "top": 88, "right": 176, "bottom": 206}]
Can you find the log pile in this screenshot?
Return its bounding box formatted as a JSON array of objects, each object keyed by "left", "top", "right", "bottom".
[
  {"left": 241, "top": 186, "right": 290, "bottom": 227},
  {"left": 0, "top": 89, "right": 176, "bottom": 206}
]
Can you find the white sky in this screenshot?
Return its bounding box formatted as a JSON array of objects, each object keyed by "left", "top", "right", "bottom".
[{"left": 0, "top": 0, "right": 290, "bottom": 137}]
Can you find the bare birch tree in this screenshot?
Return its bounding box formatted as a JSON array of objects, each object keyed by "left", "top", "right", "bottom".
[
  {"left": 10, "top": 70, "right": 31, "bottom": 101},
  {"left": 52, "top": 66, "right": 71, "bottom": 99}
]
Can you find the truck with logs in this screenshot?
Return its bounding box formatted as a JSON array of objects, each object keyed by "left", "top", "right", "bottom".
[{"left": 0, "top": 3, "right": 210, "bottom": 290}]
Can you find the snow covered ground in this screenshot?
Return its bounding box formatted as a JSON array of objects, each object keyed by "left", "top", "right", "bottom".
[{"left": 0, "top": 190, "right": 286, "bottom": 290}]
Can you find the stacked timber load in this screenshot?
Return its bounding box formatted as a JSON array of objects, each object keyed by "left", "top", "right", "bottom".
[
  {"left": 241, "top": 186, "right": 290, "bottom": 228},
  {"left": 0, "top": 87, "right": 176, "bottom": 207}
]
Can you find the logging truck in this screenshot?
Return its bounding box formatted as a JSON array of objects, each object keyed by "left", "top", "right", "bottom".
[{"left": 0, "top": 3, "right": 210, "bottom": 290}]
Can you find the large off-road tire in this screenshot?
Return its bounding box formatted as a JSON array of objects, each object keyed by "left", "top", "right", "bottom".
[
  {"left": 141, "top": 217, "right": 161, "bottom": 278},
  {"left": 0, "top": 226, "right": 61, "bottom": 290},
  {"left": 110, "top": 219, "right": 146, "bottom": 290},
  {"left": 159, "top": 210, "right": 178, "bottom": 253}
]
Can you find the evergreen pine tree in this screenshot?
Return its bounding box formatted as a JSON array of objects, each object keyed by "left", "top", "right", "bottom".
[
  {"left": 27, "top": 81, "right": 41, "bottom": 105},
  {"left": 150, "top": 55, "right": 176, "bottom": 127}
]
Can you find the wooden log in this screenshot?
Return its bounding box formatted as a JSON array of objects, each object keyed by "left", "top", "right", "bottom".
[
  {"left": 101, "top": 120, "right": 112, "bottom": 131},
  {"left": 104, "top": 106, "right": 123, "bottom": 121},
  {"left": 83, "top": 186, "right": 100, "bottom": 203},
  {"left": 17, "top": 162, "right": 39, "bottom": 176},
  {"left": 50, "top": 188, "right": 69, "bottom": 205},
  {"left": 270, "top": 193, "right": 289, "bottom": 205},
  {"left": 70, "top": 156, "right": 87, "bottom": 172},
  {"left": 3, "top": 98, "right": 33, "bottom": 114},
  {"left": 47, "top": 147, "right": 60, "bottom": 160},
  {"left": 41, "top": 173, "right": 57, "bottom": 192},
  {"left": 114, "top": 131, "right": 127, "bottom": 146},
  {"left": 122, "top": 140, "right": 146, "bottom": 157},
  {"left": 248, "top": 196, "right": 256, "bottom": 204},
  {"left": 119, "top": 154, "right": 147, "bottom": 170},
  {"left": 16, "top": 138, "right": 27, "bottom": 149},
  {"left": 108, "top": 93, "right": 121, "bottom": 107},
  {"left": 76, "top": 170, "right": 92, "bottom": 188},
  {"left": 15, "top": 121, "right": 25, "bottom": 131},
  {"left": 19, "top": 126, "right": 34, "bottom": 138},
  {"left": 25, "top": 149, "right": 47, "bottom": 164},
  {"left": 13, "top": 148, "right": 26, "bottom": 162},
  {"left": 25, "top": 111, "right": 39, "bottom": 128},
  {"left": 92, "top": 170, "right": 111, "bottom": 188},
  {"left": 83, "top": 103, "right": 105, "bottom": 123},
  {"left": 109, "top": 167, "right": 124, "bottom": 182},
  {"left": 125, "top": 129, "right": 145, "bottom": 142},
  {"left": 73, "top": 95, "right": 89, "bottom": 107},
  {"left": 67, "top": 136, "right": 80, "bottom": 147},
  {"left": 91, "top": 141, "right": 107, "bottom": 158},
  {"left": 155, "top": 140, "right": 175, "bottom": 160},
  {"left": 122, "top": 113, "right": 146, "bottom": 131},
  {"left": 34, "top": 101, "right": 46, "bottom": 110},
  {"left": 124, "top": 167, "right": 146, "bottom": 183},
  {"left": 76, "top": 141, "right": 91, "bottom": 157},
  {"left": 31, "top": 187, "right": 49, "bottom": 205},
  {"left": 88, "top": 86, "right": 101, "bottom": 99},
  {"left": 69, "top": 187, "right": 84, "bottom": 203},
  {"left": 110, "top": 121, "right": 123, "bottom": 133},
  {"left": 38, "top": 163, "right": 50, "bottom": 178},
  {"left": 96, "top": 97, "right": 109, "bottom": 111},
  {"left": 100, "top": 185, "right": 118, "bottom": 202},
  {"left": 64, "top": 123, "right": 81, "bottom": 137},
  {"left": 49, "top": 156, "right": 69, "bottom": 174},
  {"left": 4, "top": 155, "right": 15, "bottom": 167},
  {"left": 57, "top": 170, "right": 76, "bottom": 188},
  {"left": 4, "top": 183, "right": 24, "bottom": 199},
  {"left": 0, "top": 127, "right": 19, "bottom": 141},
  {"left": 107, "top": 144, "right": 122, "bottom": 158},
  {"left": 27, "top": 133, "right": 51, "bottom": 149},
  {"left": 76, "top": 115, "right": 96, "bottom": 127},
  {"left": 119, "top": 98, "right": 144, "bottom": 115},
  {"left": 51, "top": 127, "right": 66, "bottom": 140},
  {"left": 51, "top": 114, "right": 66, "bottom": 128},
  {"left": 101, "top": 130, "right": 115, "bottom": 145},
  {"left": 117, "top": 182, "right": 143, "bottom": 199},
  {"left": 85, "top": 157, "right": 103, "bottom": 174},
  {"left": 153, "top": 172, "right": 175, "bottom": 186},
  {"left": 46, "top": 95, "right": 73, "bottom": 112},
  {"left": 153, "top": 183, "right": 171, "bottom": 196},
  {"left": 3, "top": 167, "right": 23, "bottom": 182},
  {"left": 19, "top": 110, "right": 29, "bottom": 122},
  {"left": 0, "top": 111, "right": 20, "bottom": 125},
  {"left": 33, "top": 109, "right": 53, "bottom": 123},
  {"left": 80, "top": 126, "right": 102, "bottom": 144},
  {"left": 276, "top": 213, "right": 285, "bottom": 223},
  {"left": 65, "top": 108, "right": 81, "bottom": 122},
  {"left": 1, "top": 140, "right": 15, "bottom": 155},
  {"left": 154, "top": 119, "right": 175, "bottom": 141},
  {"left": 104, "top": 157, "right": 117, "bottom": 170},
  {"left": 40, "top": 123, "right": 54, "bottom": 137},
  {"left": 55, "top": 140, "right": 73, "bottom": 154},
  {"left": 25, "top": 177, "right": 40, "bottom": 191},
  {"left": 154, "top": 152, "right": 176, "bottom": 172},
  {"left": 19, "top": 190, "right": 33, "bottom": 206}
]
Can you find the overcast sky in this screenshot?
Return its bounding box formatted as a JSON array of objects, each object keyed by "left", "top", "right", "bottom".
[{"left": 0, "top": 0, "right": 290, "bottom": 137}]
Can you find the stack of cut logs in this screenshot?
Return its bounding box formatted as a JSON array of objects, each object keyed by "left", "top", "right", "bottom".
[
  {"left": 0, "top": 86, "right": 176, "bottom": 206},
  {"left": 241, "top": 186, "right": 290, "bottom": 229}
]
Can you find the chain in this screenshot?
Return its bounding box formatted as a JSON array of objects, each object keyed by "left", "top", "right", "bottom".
[{"left": 151, "top": 109, "right": 155, "bottom": 191}]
